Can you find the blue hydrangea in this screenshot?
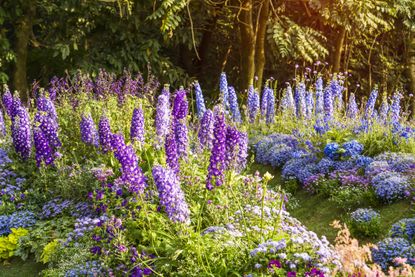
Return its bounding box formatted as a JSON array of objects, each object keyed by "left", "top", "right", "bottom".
[
  {"left": 350, "top": 208, "right": 380, "bottom": 223},
  {"left": 353, "top": 155, "right": 374, "bottom": 168},
  {"left": 64, "top": 261, "right": 105, "bottom": 277},
  {"left": 372, "top": 238, "right": 415, "bottom": 270},
  {"left": 371, "top": 171, "right": 409, "bottom": 203},
  {"left": 390, "top": 218, "right": 415, "bottom": 242},
  {"left": 282, "top": 155, "right": 318, "bottom": 183},
  {"left": 375, "top": 152, "right": 415, "bottom": 173},
  {"left": 316, "top": 158, "right": 335, "bottom": 174},
  {"left": 324, "top": 142, "right": 340, "bottom": 160},
  {"left": 342, "top": 140, "right": 363, "bottom": 158}
]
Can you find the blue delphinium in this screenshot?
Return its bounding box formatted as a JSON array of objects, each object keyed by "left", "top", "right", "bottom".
[
  {"left": 305, "top": 90, "right": 314, "bottom": 119},
  {"left": 350, "top": 208, "right": 380, "bottom": 223},
  {"left": 280, "top": 84, "right": 296, "bottom": 115},
  {"left": 371, "top": 171, "right": 409, "bottom": 203},
  {"left": 342, "top": 140, "right": 363, "bottom": 158},
  {"left": 219, "top": 72, "right": 229, "bottom": 109},
  {"left": 294, "top": 82, "right": 306, "bottom": 119},
  {"left": 330, "top": 78, "right": 344, "bottom": 113},
  {"left": 152, "top": 165, "right": 190, "bottom": 224},
  {"left": 364, "top": 87, "right": 378, "bottom": 119},
  {"left": 266, "top": 86, "right": 275, "bottom": 124},
  {"left": 80, "top": 113, "right": 99, "bottom": 147},
  {"left": 346, "top": 93, "right": 358, "bottom": 119},
  {"left": 390, "top": 218, "right": 415, "bottom": 242},
  {"left": 194, "top": 81, "right": 206, "bottom": 118},
  {"left": 260, "top": 86, "right": 269, "bottom": 118},
  {"left": 228, "top": 86, "right": 242, "bottom": 123},
  {"left": 323, "top": 85, "right": 333, "bottom": 123},
  {"left": 324, "top": 142, "right": 340, "bottom": 160},
  {"left": 379, "top": 93, "right": 389, "bottom": 122},
  {"left": 315, "top": 77, "right": 324, "bottom": 117},
  {"left": 372, "top": 238, "right": 415, "bottom": 270},
  {"left": 130, "top": 107, "right": 145, "bottom": 144},
  {"left": 198, "top": 109, "right": 214, "bottom": 150},
  {"left": 390, "top": 91, "right": 402, "bottom": 125},
  {"left": 247, "top": 85, "right": 260, "bottom": 123}
]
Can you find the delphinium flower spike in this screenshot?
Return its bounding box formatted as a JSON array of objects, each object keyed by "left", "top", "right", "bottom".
[
  {"left": 80, "top": 113, "right": 99, "bottom": 147},
  {"left": 228, "top": 86, "right": 242, "bottom": 123},
  {"left": 130, "top": 107, "right": 145, "bottom": 144},
  {"left": 198, "top": 109, "right": 214, "bottom": 150},
  {"left": 219, "top": 72, "right": 229, "bottom": 110},
  {"left": 155, "top": 94, "right": 171, "bottom": 145},
  {"left": 194, "top": 81, "right": 206, "bottom": 118},
  {"left": 346, "top": 93, "right": 358, "bottom": 119},
  {"left": 165, "top": 129, "right": 179, "bottom": 175},
  {"left": 98, "top": 114, "right": 112, "bottom": 153},
  {"left": 11, "top": 106, "right": 31, "bottom": 160}
]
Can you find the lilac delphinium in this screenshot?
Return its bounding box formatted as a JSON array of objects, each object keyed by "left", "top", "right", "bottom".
[
  {"left": 198, "top": 109, "right": 214, "bottom": 150},
  {"left": 331, "top": 78, "right": 344, "bottom": 112},
  {"left": 280, "top": 84, "right": 296, "bottom": 115},
  {"left": 323, "top": 85, "right": 333, "bottom": 123},
  {"left": 98, "top": 115, "right": 112, "bottom": 153},
  {"left": 261, "top": 86, "right": 269, "bottom": 117},
  {"left": 0, "top": 111, "right": 5, "bottom": 136},
  {"left": 172, "top": 90, "right": 189, "bottom": 158},
  {"left": 206, "top": 107, "right": 226, "bottom": 190},
  {"left": 266, "top": 87, "right": 275, "bottom": 124},
  {"left": 247, "top": 85, "right": 259, "bottom": 123},
  {"left": 165, "top": 130, "right": 179, "bottom": 175},
  {"left": 390, "top": 91, "right": 402, "bottom": 125},
  {"left": 152, "top": 165, "right": 190, "bottom": 224},
  {"left": 379, "top": 93, "right": 389, "bottom": 123},
  {"left": 80, "top": 113, "right": 99, "bottom": 147},
  {"left": 365, "top": 87, "right": 378, "bottom": 119},
  {"left": 219, "top": 72, "right": 229, "bottom": 109},
  {"left": 305, "top": 90, "right": 314, "bottom": 119},
  {"left": 2, "top": 85, "right": 13, "bottom": 117},
  {"left": 194, "top": 81, "right": 206, "bottom": 118},
  {"left": 294, "top": 82, "right": 306, "bottom": 119},
  {"left": 155, "top": 94, "right": 171, "bottom": 144},
  {"left": 130, "top": 108, "right": 145, "bottom": 144},
  {"left": 224, "top": 126, "right": 240, "bottom": 170},
  {"left": 237, "top": 131, "right": 248, "bottom": 172},
  {"left": 111, "top": 133, "right": 146, "bottom": 194},
  {"left": 11, "top": 106, "right": 31, "bottom": 160},
  {"left": 228, "top": 86, "right": 242, "bottom": 123},
  {"left": 315, "top": 77, "right": 324, "bottom": 117},
  {"left": 161, "top": 84, "right": 170, "bottom": 99},
  {"left": 347, "top": 93, "right": 358, "bottom": 119}
]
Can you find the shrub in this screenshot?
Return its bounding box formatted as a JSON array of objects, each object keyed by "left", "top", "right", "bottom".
[
  {"left": 371, "top": 172, "right": 409, "bottom": 203},
  {"left": 348, "top": 208, "right": 381, "bottom": 238},
  {"left": 372, "top": 238, "right": 415, "bottom": 270},
  {"left": 390, "top": 218, "right": 415, "bottom": 242}
]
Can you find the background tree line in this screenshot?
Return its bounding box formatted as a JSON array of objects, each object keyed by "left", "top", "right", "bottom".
[{"left": 1, "top": 0, "right": 414, "bottom": 104}]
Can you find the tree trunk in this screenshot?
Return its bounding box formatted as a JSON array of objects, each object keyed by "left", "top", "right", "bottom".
[
  {"left": 239, "top": 0, "right": 256, "bottom": 90},
  {"left": 333, "top": 27, "right": 346, "bottom": 73},
  {"left": 12, "top": 0, "right": 35, "bottom": 104},
  {"left": 254, "top": 0, "right": 269, "bottom": 91},
  {"left": 408, "top": 31, "right": 415, "bottom": 117}
]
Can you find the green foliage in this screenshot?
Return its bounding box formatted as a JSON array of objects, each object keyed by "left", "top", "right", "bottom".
[
  {"left": 0, "top": 228, "right": 29, "bottom": 260},
  {"left": 329, "top": 187, "right": 377, "bottom": 211},
  {"left": 348, "top": 213, "right": 382, "bottom": 239}
]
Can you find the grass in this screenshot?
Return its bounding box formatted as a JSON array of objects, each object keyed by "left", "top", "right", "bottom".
[
  {"left": 250, "top": 163, "right": 413, "bottom": 243},
  {"left": 0, "top": 257, "right": 44, "bottom": 277}
]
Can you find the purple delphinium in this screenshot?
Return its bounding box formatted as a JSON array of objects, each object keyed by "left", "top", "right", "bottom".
[
  {"left": 347, "top": 93, "right": 358, "bottom": 119},
  {"left": 194, "top": 81, "right": 206, "bottom": 118},
  {"left": 219, "top": 72, "right": 229, "bottom": 109},
  {"left": 161, "top": 84, "right": 170, "bottom": 99},
  {"left": 34, "top": 111, "right": 61, "bottom": 150},
  {"left": 237, "top": 131, "right": 248, "bottom": 172},
  {"left": 165, "top": 130, "right": 179, "bottom": 175},
  {"left": 11, "top": 95, "right": 22, "bottom": 119},
  {"left": 266, "top": 86, "right": 275, "bottom": 124},
  {"left": 173, "top": 90, "right": 189, "bottom": 158},
  {"left": 33, "top": 126, "right": 54, "bottom": 167},
  {"left": 98, "top": 115, "right": 112, "bottom": 153},
  {"left": 152, "top": 165, "right": 190, "bottom": 224},
  {"left": 2, "top": 85, "right": 13, "bottom": 117},
  {"left": 0, "top": 111, "right": 5, "bottom": 136},
  {"left": 294, "top": 82, "right": 306, "bottom": 119},
  {"left": 206, "top": 107, "right": 226, "bottom": 190},
  {"left": 11, "top": 106, "right": 31, "bottom": 160},
  {"left": 228, "top": 86, "right": 242, "bottom": 123},
  {"left": 247, "top": 85, "right": 260, "bottom": 123},
  {"left": 111, "top": 133, "right": 146, "bottom": 194},
  {"left": 198, "top": 109, "right": 214, "bottom": 150},
  {"left": 80, "top": 113, "right": 99, "bottom": 147},
  {"left": 224, "top": 126, "right": 240, "bottom": 170},
  {"left": 365, "top": 87, "right": 378, "bottom": 120},
  {"left": 37, "top": 94, "right": 58, "bottom": 124},
  {"left": 323, "top": 85, "right": 333, "bottom": 122},
  {"left": 155, "top": 94, "right": 171, "bottom": 144},
  {"left": 130, "top": 108, "right": 145, "bottom": 144}
]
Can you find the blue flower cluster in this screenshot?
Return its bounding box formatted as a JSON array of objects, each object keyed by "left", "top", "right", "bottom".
[
  {"left": 372, "top": 238, "right": 415, "bottom": 270},
  {"left": 254, "top": 133, "right": 299, "bottom": 166},
  {"left": 323, "top": 142, "right": 340, "bottom": 160},
  {"left": 350, "top": 208, "right": 379, "bottom": 223},
  {"left": 371, "top": 171, "right": 409, "bottom": 203},
  {"left": 64, "top": 261, "right": 105, "bottom": 277},
  {"left": 41, "top": 198, "right": 74, "bottom": 219},
  {"left": 390, "top": 218, "right": 415, "bottom": 242},
  {"left": 0, "top": 210, "right": 36, "bottom": 236}
]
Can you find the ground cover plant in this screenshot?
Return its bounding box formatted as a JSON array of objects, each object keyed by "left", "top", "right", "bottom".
[{"left": 0, "top": 69, "right": 414, "bottom": 276}]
